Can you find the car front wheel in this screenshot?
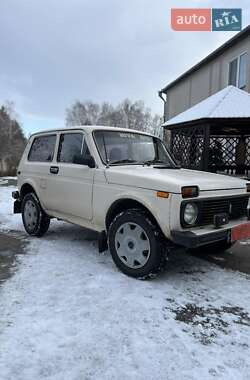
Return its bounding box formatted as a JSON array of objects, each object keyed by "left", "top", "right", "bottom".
[
  {"left": 21, "top": 193, "right": 50, "bottom": 237},
  {"left": 108, "top": 209, "right": 166, "bottom": 278}
]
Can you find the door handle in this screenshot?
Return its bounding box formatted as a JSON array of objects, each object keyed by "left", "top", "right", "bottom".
[{"left": 50, "top": 166, "right": 59, "bottom": 174}]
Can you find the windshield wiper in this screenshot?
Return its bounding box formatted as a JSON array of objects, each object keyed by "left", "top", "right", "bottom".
[
  {"left": 142, "top": 159, "right": 181, "bottom": 169},
  {"left": 109, "top": 159, "right": 138, "bottom": 165},
  {"left": 153, "top": 165, "right": 181, "bottom": 169},
  {"left": 142, "top": 159, "right": 167, "bottom": 166}
]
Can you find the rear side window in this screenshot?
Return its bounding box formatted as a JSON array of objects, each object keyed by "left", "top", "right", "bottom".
[
  {"left": 57, "top": 133, "right": 90, "bottom": 164},
  {"left": 28, "top": 135, "right": 56, "bottom": 162}
]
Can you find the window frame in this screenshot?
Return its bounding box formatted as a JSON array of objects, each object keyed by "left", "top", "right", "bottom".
[
  {"left": 56, "top": 131, "right": 90, "bottom": 165},
  {"left": 28, "top": 134, "right": 57, "bottom": 163},
  {"left": 92, "top": 129, "right": 177, "bottom": 167},
  {"left": 238, "top": 52, "right": 247, "bottom": 89},
  {"left": 228, "top": 51, "right": 248, "bottom": 89}
]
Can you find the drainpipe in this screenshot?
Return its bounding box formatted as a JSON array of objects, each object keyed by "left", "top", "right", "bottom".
[
  {"left": 158, "top": 90, "right": 170, "bottom": 146},
  {"left": 158, "top": 91, "right": 167, "bottom": 123}
]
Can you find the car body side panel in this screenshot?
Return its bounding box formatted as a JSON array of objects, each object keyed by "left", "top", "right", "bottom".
[
  {"left": 92, "top": 168, "right": 172, "bottom": 237},
  {"left": 45, "top": 163, "right": 94, "bottom": 219},
  {"left": 17, "top": 133, "right": 59, "bottom": 212}
]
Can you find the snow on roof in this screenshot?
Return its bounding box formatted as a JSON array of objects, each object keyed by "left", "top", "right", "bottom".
[{"left": 163, "top": 86, "right": 250, "bottom": 127}]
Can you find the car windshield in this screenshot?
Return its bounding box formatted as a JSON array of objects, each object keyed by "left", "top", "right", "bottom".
[{"left": 93, "top": 130, "right": 177, "bottom": 167}]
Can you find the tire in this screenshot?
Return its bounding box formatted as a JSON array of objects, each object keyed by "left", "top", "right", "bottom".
[
  {"left": 21, "top": 193, "right": 50, "bottom": 237},
  {"left": 108, "top": 209, "right": 166, "bottom": 279}
]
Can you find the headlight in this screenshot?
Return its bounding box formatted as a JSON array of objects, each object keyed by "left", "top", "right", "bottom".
[{"left": 183, "top": 203, "right": 198, "bottom": 226}]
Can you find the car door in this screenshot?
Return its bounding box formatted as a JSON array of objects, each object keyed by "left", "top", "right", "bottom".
[
  {"left": 24, "top": 133, "right": 57, "bottom": 206},
  {"left": 45, "top": 131, "right": 94, "bottom": 220}
]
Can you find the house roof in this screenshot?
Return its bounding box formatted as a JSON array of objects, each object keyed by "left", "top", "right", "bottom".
[
  {"left": 163, "top": 86, "right": 250, "bottom": 127},
  {"left": 160, "top": 25, "right": 250, "bottom": 94}
]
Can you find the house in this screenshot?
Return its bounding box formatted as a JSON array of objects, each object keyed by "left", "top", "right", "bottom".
[{"left": 159, "top": 25, "right": 250, "bottom": 122}]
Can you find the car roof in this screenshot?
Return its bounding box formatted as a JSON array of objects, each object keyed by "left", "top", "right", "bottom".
[{"left": 29, "top": 125, "right": 155, "bottom": 138}]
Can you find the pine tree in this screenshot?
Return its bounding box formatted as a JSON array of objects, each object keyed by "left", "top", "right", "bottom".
[{"left": 0, "top": 104, "right": 26, "bottom": 176}]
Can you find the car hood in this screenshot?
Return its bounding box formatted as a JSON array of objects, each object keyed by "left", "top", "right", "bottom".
[{"left": 105, "top": 166, "right": 247, "bottom": 193}]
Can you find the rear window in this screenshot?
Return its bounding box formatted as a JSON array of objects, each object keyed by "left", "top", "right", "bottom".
[{"left": 28, "top": 135, "right": 56, "bottom": 162}]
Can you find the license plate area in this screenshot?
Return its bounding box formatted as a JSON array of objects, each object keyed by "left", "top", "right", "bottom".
[
  {"left": 231, "top": 222, "right": 250, "bottom": 242},
  {"left": 213, "top": 213, "right": 229, "bottom": 228}
]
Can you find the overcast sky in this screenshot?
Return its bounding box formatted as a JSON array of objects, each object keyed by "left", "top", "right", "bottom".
[{"left": 0, "top": 0, "right": 249, "bottom": 135}]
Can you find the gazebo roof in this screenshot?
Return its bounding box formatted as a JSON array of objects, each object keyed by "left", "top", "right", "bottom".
[{"left": 163, "top": 86, "right": 250, "bottom": 128}]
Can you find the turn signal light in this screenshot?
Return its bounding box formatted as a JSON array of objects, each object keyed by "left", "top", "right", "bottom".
[
  {"left": 182, "top": 186, "right": 199, "bottom": 199},
  {"left": 157, "top": 191, "right": 169, "bottom": 199},
  {"left": 247, "top": 183, "right": 250, "bottom": 193}
]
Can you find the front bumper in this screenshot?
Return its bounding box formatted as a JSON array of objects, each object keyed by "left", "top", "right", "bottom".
[
  {"left": 171, "top": 229, "right": 230, "bottom": 248},
  {"left": 171, "top": 219, "right": 250, "bottom": 249}
]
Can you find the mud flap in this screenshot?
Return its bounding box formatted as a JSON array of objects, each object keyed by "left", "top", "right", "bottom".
[
  {"left": 98, "top": 231, "right": 108, "bottom": 253},
  {"left": 14, "top": 200, "right": 22, "bottom": 214}
]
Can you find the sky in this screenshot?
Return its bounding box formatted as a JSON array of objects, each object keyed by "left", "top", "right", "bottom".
[{"left": 0, "top": 0, "right": 250, "bottom": 136}]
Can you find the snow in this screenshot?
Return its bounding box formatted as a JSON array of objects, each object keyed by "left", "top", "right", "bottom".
[
  {"left": 0, "top": 179, "right": 8, "bottom": 185},
  {"left": 164, "top": 86, "right": 250, "bottom": 126},
  {"left": 0, "top": 186, "right": 250, "bottom": 379}
]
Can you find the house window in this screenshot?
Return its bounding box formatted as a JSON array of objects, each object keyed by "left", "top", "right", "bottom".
[
  {"left": 228, "top": 58, "right": 238, "bottom": 86},
  {"left": 239, "top": 53, "right": 247, "bottom": 89},
  {"left": 228, "top": 53, "right": 247, "bottom": 89}
]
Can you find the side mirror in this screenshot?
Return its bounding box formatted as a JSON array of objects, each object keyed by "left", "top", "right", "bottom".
[
  {"left": 73, "top": 155, "right": 96, "bottom": 168},
  {"left": 87, "top": 156, "right": 96, "bottom": 168}
]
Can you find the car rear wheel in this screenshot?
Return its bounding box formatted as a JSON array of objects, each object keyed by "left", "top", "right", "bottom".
[
  {"left": 22, "top": 193, "right": 50, "bottom": 237},
  {"left": 108, "top": 209, "right": 166, "bottom": 278}
]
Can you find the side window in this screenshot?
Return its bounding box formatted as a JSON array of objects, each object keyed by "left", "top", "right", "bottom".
[
  {"left": 228, "top": 58, "right": 237, "bottom": 86},
  {"left": 228, "top": 53, "right": 247, "bottom": 89},
  {"left": 57, "top": 133, "right": 91, "bottom": 164},
  {"left": 239, "top": 53, "right": 247, "bottom": 89},
  {"left": 28, "top": 135, "right": 56, "bottom": 162}
]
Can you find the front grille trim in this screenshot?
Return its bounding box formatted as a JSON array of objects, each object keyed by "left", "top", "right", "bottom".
[{"left": 181, "top": 195, "right": 249, "bottom": 228}]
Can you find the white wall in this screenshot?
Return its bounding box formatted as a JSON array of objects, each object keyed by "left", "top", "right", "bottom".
[{"left": 165, "top": 36, "right": 250, "bottom": 120}]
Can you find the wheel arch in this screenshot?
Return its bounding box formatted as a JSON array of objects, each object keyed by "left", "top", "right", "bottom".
[
  {"left": 105, "top": 197, "right": 160, "bottom": 231},
  {"left": 20, "top": 181, "right": 40, "bottom": 201}
]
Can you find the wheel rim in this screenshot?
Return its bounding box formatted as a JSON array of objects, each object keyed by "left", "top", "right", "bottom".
[
  {"left": 114, "top": 222, "right": 151, "bottom": 269},
  {"left": 24, "top": 200, "right": 38, "bottom": 231}
]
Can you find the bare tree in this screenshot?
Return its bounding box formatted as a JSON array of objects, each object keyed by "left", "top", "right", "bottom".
[
  {"left": 65, "top": 99, "right": 163, "bottom": 136},
  {"left": 66, "top": 101, "right": 100, "bottom": 126}
]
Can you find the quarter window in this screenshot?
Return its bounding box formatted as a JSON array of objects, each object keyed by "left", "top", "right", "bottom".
[
  {"left": 228, "top": 53, "right": 247, "bottom": 89},
  {"left": 28, "top": 135, "right": 56, "bottom": 162},
  {"left": 57, "top": 133, "right": 90, "bottom": 164}
]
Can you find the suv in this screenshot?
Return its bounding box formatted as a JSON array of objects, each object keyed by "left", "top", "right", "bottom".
[{"left": 13, "top": 126, "right": 250, "bottom": 278}]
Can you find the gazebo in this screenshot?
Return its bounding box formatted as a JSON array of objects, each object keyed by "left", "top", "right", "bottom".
[{"left": 163, "top": 86, "right": 250, "bottom": 178}]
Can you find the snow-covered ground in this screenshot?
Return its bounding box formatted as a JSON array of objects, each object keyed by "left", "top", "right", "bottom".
[{"left": 0, "top": 186, "right": 250, "bottom": 380}]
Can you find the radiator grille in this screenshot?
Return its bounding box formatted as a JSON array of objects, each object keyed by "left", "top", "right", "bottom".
[{"left": 199, "top": 196, "right": 249, "bottom": 226}]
